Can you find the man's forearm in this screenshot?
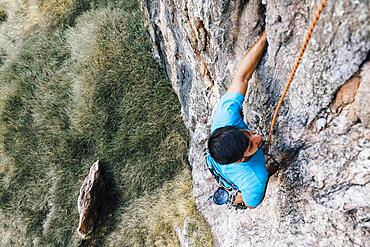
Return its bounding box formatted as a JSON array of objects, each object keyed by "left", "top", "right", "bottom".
[
  {"left": 234, "top": 32, "right": 267, "bottom": 82},
  {"left": 229, "top": 32, "right": 267, "bottom": 95}
]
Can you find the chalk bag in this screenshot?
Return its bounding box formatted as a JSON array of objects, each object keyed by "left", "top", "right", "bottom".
[{"left": 212, "top": 187, "right": 230, "bottom": 205}]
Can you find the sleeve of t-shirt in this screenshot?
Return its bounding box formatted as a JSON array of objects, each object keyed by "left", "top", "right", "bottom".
[
  {"left": 241, "top": 190, "right": 265, "bottom": 208},
  {"left": 211, "top": 92, "right": 248, "bottom": 132},
  {"left": 239, "top": 175, "right": 267, "bottom": 208}
]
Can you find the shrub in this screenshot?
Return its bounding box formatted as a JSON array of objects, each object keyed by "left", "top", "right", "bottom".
[
  {"left": 0, "top": 33, "right": 77, "bottom": 245},
  {"left": 37, "top": 0, "right": 91, "bottom": 30}
]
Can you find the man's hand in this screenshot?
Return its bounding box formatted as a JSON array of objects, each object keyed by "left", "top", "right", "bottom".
[
  {"left": 233, "top": 192, "right": 244, "bottom": 205},
  {"left": 228, "top": 31, "right": 267, "bottom": 96},
  {"left": 232, "top": 192, "right": 256, "bottom": 209}
]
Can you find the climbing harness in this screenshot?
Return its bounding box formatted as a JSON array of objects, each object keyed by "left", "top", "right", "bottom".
[
  {"left": 204, "top": 150, "right": 247, "bottom": 209},
  {"left": 267, "top": 0, "right": 328, "bottom": 146}
]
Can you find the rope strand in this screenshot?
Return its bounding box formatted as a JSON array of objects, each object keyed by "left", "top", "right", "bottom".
[{"left": 267, "top": 0, "right": 328, "bottom": 146}]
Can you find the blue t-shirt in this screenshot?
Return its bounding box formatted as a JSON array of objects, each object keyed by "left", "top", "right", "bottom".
[{"left": 210, "top": 92, "right": 268, "bottom": 207}]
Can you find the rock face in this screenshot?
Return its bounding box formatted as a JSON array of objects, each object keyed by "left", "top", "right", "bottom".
[
  {"left": 140, "top": 0, "right": 370, "bottom": 246},
  {"left": 77, "top": 160, "right": 106, "bottom": 238}
]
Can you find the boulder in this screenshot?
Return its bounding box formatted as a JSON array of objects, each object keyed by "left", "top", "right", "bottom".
[{"left": 77, "top": 160, "right": 106, "bottom": 238}]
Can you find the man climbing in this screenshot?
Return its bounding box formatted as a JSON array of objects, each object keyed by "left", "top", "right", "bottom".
[{"left": 207, "top": 31, "right": 278, "bottom": 209}]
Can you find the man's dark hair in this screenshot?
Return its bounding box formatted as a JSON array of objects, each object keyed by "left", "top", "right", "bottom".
[{"left": 207, "top": 126, "right": 250, "bottom": 164}]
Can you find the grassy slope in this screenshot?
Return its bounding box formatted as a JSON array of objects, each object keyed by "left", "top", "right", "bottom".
[{"left": 0, "top": 0, "right": 213, "bottom": 246}]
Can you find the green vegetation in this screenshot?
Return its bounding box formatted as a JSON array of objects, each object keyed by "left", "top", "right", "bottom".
[
  {"left": 105, "top": 170, "right": 214, "bottom": 247},
  {"left": 37, "top": 0, "right": 91, "bottom": 30},
  {"left": 0, "top": 0, "right": 213, "bottom": 246}
]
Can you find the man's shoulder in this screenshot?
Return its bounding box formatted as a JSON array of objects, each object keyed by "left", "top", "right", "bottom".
[
  {"left": 211, "top": 92, "right": 247, "bottom": 132},
  {"left": 216, "top": 92, "right": 245, "bottom": 110},
  {"left": 237, "top": 156, "right": 268, "bottom": 189},
  {"left": 221, "top": 91, "right": 245, "bottom": 100}
]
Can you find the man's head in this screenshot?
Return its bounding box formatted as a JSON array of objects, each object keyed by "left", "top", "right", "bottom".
[{"left": 207, "top": 126, "right": 262, "bottom": 164}]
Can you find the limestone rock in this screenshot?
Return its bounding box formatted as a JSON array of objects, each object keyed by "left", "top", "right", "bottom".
[
  {"left": 141, "top": 0, "right": 370, "bottom": 246},
  {"left": 77, "top": 160, "right": 106, "bottom": 238},
  {"left": 349, "top": 62, "right": 370, "bottom": 128},
  {"left": 175, "top": 217, "right": 191, "bottom": 247},
  {"left": 329, "top": 72, "right": 361, "bottom": 114}
]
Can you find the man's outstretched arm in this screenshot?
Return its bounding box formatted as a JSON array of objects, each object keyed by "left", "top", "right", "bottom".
[{"left": 228, "top": 31, "right": 267, "bottom": 96}]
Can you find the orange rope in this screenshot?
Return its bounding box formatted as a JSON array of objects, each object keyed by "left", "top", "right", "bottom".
[{"left": 267, "top": 0, "right": 328, "bottom": 146}]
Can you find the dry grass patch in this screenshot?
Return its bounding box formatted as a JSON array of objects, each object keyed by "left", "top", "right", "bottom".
[{"left": 105, "top": 169, "right": 214, "bottom": 247}]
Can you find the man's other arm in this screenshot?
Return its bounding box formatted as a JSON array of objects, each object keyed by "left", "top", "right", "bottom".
[
  {"left": 233, "top": 192, "right": 256, "bottom": 209},
  {"left": 228, "top": 31, "right": 267, "bottom": 96}
]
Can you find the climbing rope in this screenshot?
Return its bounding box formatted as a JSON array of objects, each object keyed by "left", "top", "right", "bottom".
[{"left": 267, "top": 0, "right": 328, "bottom": 146}]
